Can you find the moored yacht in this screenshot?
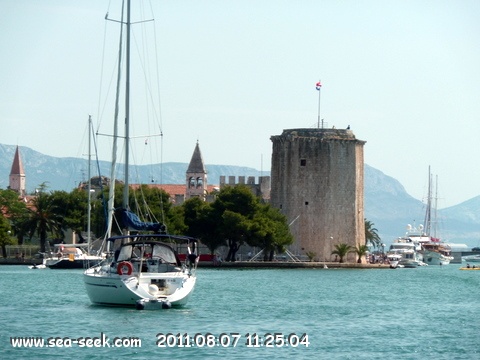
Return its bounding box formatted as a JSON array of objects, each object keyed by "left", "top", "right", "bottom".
[
  {"left": 44, "top": 243, "right": 104, "bottom": 269},
  {"left": 403, "top": 225, "right": 453, "bottom": 266},
  {"left": 421, "top": 242, "right": 453, "bottom": 266},
  {"left": 82, "top": 1, "right": 199, "bottom": 309},
  {"left": 84, "top": 233, "right": 198, "bottom": 308},
  {"left": 387, "top": 237, "right": 425, "bottom": 268}
]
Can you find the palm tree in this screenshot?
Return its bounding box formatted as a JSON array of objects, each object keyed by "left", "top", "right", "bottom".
[
  {"left": 26, "top": 188, "right": 64, "bottom": 253},
  {"left": 354, "top": 244, "right": 369, "bottom": 263},
  {"left": 331, "top": 243, "right": 353, "bottom": 263},
  {"left": 365, "top": 219, "right": 381, "bottom": 249},
  {"left": 305, "top": 251, "right": 316, "bottom": 262}
]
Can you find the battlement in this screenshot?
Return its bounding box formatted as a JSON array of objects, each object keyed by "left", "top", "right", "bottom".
[
  {"left": 271, "top": 128, "right": 364, "bottom": 144},
  {"left": 219, "top": 176, "right": 271, "bottom": 201}
]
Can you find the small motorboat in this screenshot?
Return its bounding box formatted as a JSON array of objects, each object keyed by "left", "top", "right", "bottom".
[{"left": 28, "top": 264, "right": 46, "bottom": 269}]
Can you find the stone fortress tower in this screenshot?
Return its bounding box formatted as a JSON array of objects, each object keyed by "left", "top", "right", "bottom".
[{"left": 270, "top": 128, "right": 366, "bottom": 262}]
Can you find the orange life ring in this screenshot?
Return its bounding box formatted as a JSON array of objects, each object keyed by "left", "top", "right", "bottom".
[{"left": 117, "top": 261, "right": 133, "bottom": 275}]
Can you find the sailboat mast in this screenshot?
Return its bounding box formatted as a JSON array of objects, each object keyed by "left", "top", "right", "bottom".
[
  {"left": 87, "top": 116, "right": 92, "bottom": 253},
  {"left": 123, "top": 0, "right": 131, "bottom": 210},
  {"left": 424, "top": 166, "right": 432, "bottom": 236},
  {"left": 433, "top": 174, "right": 438, "bottom": 238}
]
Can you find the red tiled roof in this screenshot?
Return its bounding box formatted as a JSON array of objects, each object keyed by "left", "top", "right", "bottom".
[{"left": 130, "top": 184, "right": 217, "bottom": 196}]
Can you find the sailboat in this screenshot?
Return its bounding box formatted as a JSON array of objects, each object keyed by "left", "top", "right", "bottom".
[
  {"left": 417, "top": 168, "right": 453, "bottom": 266},
  {"left": 44, "top": 116, "right": 105, "bottom": 269},
  {"left": 83, "top": 0, "right": 199, "bottom": 309},
  {"left": 387, "top": 168, "right": 455, "bottom": 267}
]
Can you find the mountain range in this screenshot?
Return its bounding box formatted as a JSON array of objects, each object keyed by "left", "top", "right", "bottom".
[{"left": 1, "top": 144, "right": 479, "bottom": 248}]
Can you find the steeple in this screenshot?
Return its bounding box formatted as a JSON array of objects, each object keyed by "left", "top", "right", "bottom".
[
  {"left": 186, "top": 141, "right": 207, "bottom": 200},
  {"left": 9, "top": 146, "right": 26, "bottom": 196}
]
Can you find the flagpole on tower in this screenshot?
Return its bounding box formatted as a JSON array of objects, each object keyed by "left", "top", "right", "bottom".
[{"left": 316, "top": 80, "right": 322, "bottom": 128}]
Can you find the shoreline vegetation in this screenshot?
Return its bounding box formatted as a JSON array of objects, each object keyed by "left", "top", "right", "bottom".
[{"left": 0, "top": 258, "right": 389, "bottom": 269}]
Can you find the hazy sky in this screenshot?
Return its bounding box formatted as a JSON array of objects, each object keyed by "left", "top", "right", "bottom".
[{"left": 1, "top": 0, "right": 479, "bottom": 208}]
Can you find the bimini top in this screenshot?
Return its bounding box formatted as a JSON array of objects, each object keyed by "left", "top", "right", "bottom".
[
  {"left": 108, "top": 234, "right": 199, "bottom": 267},
  {"left": 117, "top": 241, "right": 178, "bottom": 265}
]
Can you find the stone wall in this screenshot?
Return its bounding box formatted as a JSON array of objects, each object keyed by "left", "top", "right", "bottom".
[{"left": 219, "top": 175, "right": 271, "bottom": 202}]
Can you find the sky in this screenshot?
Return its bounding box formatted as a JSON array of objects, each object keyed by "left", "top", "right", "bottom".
[{"left": 1, "top": 0, "right": 479, "bottom": 209}]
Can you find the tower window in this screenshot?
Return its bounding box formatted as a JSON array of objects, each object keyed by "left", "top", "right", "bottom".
[{"left": 300, "top": 159, "right": 306, "bottom": 166}]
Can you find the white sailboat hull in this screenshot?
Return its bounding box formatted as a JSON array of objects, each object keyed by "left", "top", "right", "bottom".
[
  {"left": 45, "top": 255, "right": 103, "bottom": 269},
  {"left": 84, "top": 267, "right": 196, "bottom": 307}
]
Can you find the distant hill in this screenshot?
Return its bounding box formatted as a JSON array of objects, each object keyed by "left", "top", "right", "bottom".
[
  {"left": 364, "top": 165, "right": 480, "bottom": 246},
  {"left": 0, "top": 144, "right": 266, "bottom": 191},
  {"left": 1, "top": 143, "right": 479, "bottom": 247}
]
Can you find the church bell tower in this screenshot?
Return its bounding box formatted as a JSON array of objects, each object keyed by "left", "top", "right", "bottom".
[
  {"left": 9, "top": 146, "right": 26, "bottom": 196},
  {"left": 186, "top": 141, "right": 207, "bottom": 200}
]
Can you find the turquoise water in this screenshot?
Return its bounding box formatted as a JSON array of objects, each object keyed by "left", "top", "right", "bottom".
[{"left": 1, "top": 265, "right": 478, "bottom": 359}]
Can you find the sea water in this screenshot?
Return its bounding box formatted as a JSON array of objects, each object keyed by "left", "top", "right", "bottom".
[{"left": 0, "top": 264, "right": 478, "bottom": 359}]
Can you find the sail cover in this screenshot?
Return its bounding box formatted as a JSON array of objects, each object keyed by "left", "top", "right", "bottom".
[{"left": 119, "top": 209, "right": 163, "bottom": 232}]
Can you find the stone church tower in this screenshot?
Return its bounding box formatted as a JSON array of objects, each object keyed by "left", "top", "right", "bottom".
[
  {"left": 9, "top": 146, "right": 26, "bottom": 196},
  {"left": 186, "top": 141, "right": 207, "bottom": 200},
  {"left": 270, "top": 128, "right": 366, "bottom": 262}
]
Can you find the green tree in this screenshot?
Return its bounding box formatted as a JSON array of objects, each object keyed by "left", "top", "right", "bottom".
[
  {"left": 168, "top": 205, "right": 188, "bottom": 235},
  {"left": 25, "top": 185, "right": 65, "bottom": 253},
  {"left": 183, "top": 186, "right": 293, "bottom": 262},
  {"left": 222, "top": 210, "right": 250, "bottom": 261},
  {"left": 59, "top": 188, "right": 88, "bottom": 238},
  {"left": 0, "top": 215, "right": 15, "bottom": 258},
  {"left": 249, "top": 204, "right": 293, "bottom": 261},
  {"left": 183, "top": 197, "right": 208, "bottom": 237},
  {"left": 94, "top": 183, "right": 177, "bottom": 236},
  {"left": 0, "top": 189, "right": 26, "bottom": 215},
  {"left": 45, "top": 190, "right": 83, "bottom": 243},
  {"left": 210, "top": 185, "right": 258, "bottom": 262},
  {"left": 331, "top": 243, "right": 353, "bottom": 263},
  {"left": 128, "top": 184, "right": 185, "bottom": 235},
  {"left": 0, "top": 189, "right": 28, "bottom": 245},
  {"left": 354, "top": 244, "right": 370, "bottom": 263},
  {"left": 91, "top": 186, "right": 111, "bottom": 237},
  {"left": 365, "top": 219, "right": 381, "bottom": 248},
  {"left": 129, "top": 185, "right": 172, "bottom": 229},
  {"left": 183, "top": 197, "right": 224, "bottom": 254}
]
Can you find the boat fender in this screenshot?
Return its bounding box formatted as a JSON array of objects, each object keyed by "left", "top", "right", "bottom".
[
  {"left": 162, "top": 300, "right": 172, "bottom": 309},
  {"left": 117, "top": 261, "right": 133, "bottom": 275},
  {"left": 148, "top": 284, "right": 159, "bottom": 295},
  {"left": 135, "top": 299, "right": 172, "bottom": 310}
]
